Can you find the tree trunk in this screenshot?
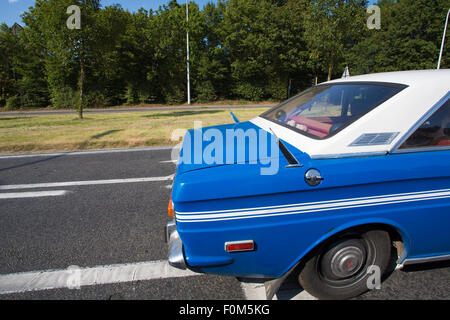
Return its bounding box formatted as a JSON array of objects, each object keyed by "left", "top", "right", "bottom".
[
  {"left": 78, "top": 62, "right": 84, "bottom": 119},
  {"left": 327, "top": 62, "right": 333, "bottom": 82}
]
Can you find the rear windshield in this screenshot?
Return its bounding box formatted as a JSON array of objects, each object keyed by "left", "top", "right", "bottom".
[{"left": 261, "top": 83, "right": 406, "bottom": 139}]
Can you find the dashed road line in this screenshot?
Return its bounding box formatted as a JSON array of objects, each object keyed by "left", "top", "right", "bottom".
[
  {"left": 0, "top": 175, "right": 174, "bottom": 191},
  {"left": 0, "top": 190, "right": 69, "bottom": 199},
  {"left": 159, "top": 160, "right": 178, "bottom": 164},
  {"left": 0, "top": 146, "right": 174, "bottom": 160}
]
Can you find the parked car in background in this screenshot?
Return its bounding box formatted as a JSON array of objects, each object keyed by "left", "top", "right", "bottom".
[{"left": 166, "top": 70, "right": 450, "bottom": 300}]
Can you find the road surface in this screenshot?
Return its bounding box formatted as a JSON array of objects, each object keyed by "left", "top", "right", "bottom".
[{"left": 0, "top": 148, "right": 448, "bottom": 300}]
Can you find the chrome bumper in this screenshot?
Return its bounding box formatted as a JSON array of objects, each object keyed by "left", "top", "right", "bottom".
[{"left": 165, "top": 220, "right": 187, "bottom": 269}]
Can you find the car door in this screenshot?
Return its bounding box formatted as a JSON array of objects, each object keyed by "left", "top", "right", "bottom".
[{"left": 388, "top": 93, "right": 450, "bottom": 259}]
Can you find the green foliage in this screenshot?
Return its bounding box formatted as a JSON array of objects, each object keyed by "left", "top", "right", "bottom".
[
  {"left": 196, "top": 81, "right": 217, "bottom": 102},
  {"left": 0, "top": 23, "right": 19, "bottom": 106},
  {"left": 5, "top": 95, "right": 22, "bottom": 110},
  {"left": 0, "top": 0, "right": 448, "bottom": 110},
  {"left": 233, "top": 82, "right": 265, "bottom": 101},
  {"left": 303, "top": 0, "right": 367, "bottom": 80},
  {"left": 265, "top": 78, "right": 288, "bottom": 102},
  {"left": 347, "top": 0, "right": 450, "bottom": 75},
  {"left": 85, "top": 90, "right": 108, "bottom": 107},
  {"left": 50, "top": 87, "right": 79, "bottom": 109}
]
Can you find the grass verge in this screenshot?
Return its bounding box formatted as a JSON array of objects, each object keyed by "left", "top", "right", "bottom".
[{"left": 0, "top": 108, "right": 267, "bottom": 155}]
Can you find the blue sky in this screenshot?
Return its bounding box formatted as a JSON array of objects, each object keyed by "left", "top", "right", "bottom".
[
  {"left": 1, "top": 0, "right": 214, "bottom": 26},
  {"left": 1, "top": 0, "right": 377, "bottom": 27}
]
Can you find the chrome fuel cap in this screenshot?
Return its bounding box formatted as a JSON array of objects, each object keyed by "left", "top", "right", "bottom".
[{"left": 305, "top": 169, "right": 323, "bottom": 186}]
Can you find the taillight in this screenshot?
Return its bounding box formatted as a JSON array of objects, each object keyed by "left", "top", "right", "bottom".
[
  {"left": 225, "top": 240, "right": 255, "bottom": 252},
  {"left": 168, "top": 196, "right": 174, "bottom": 217}
]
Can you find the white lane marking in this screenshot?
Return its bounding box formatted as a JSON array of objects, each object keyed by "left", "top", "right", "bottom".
[
  {"left": 160, "top": 160, "right": 177, "bottom": 164},
  {"left": 0, "top": 190, "right": 68, "bottom": 199},
  {"left": 240, "top": 280, "right": 267, "bottom": 300},
  {"left": 240, "top": 278, "right": 317, "bottom": 300},
  {"left": 0, "top": 175, "right": 174, "bottom": 191},
  {"left": 0, "top": 146, "right": 174, "bottom": 160},
  {"left": 274, "top": 289, "right": 317, "bottom": 300},
  {"left": 0, "top": 260, "right": 200, "bottom": 295},
  {"left": 0, "top": 258, "right": 316, "bottom": 299}
]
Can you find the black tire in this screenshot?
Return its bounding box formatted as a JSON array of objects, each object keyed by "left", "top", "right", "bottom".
[{"left": 298, "top": 229, "right": 391, "bottom": 300}]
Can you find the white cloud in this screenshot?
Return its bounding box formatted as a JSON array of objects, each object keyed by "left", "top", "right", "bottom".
[{"left": 9, "top": 0, "right": 19, "bottom": 3}]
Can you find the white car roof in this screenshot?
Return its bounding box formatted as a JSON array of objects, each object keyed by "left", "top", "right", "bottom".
[
  {"left": 251, "top": 69, "right": 450, "bottom": 158},
  {"left": 328, "top": 69, "right": 450, "bottom": 86}
]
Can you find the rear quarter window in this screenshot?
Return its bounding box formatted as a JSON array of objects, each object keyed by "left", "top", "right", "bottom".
[{"left": 400, "top": 98, "right": 450, "bottom": 149}]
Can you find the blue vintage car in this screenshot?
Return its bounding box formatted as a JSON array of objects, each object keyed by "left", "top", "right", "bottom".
[{"left": 166, "top": 70, "right": 450, "bottom": 300}]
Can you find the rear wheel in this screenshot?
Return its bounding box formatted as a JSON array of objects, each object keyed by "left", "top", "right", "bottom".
[{"left": 298, "top": 229, "right": 391, "bottom": 300}]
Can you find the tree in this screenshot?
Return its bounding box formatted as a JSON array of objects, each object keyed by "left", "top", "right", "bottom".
[
  {"left": 93, "top": 4, "right": 133, "bottom": 106},
  {"left": 22, "top": 0, "right": 102, "bottom": 118},
  {"left": 5, "top": 0, "right": 448, "bottom": 109},
  {"left": 303, "top": 0, "right": 367, "bottom": 81},
  {"left": 14, "top": 26, "right": 50, "bottom": 109},
  {"left": 347, "top": 0, "right": 450, "bottom": 75},
  {"left": 0, "top": 24, "right": 19, "bottom": 107},
  {"left": 190, "top": 1, "right": 229, "bottom": 101}
]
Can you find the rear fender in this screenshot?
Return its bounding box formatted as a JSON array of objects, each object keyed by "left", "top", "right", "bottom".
[{"left": 265, "top": 218, "right": 411, "bottom": 300}]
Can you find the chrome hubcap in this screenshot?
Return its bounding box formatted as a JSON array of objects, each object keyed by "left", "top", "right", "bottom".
[
  {"left": 330, "top": 246, "right": 365, "bottom": 278},
  {"left": 320, "top": 238, "right": 368, "bottom": 281}
]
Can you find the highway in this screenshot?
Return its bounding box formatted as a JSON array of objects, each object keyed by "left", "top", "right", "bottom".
[{"left": 0, "top": 148, "right": 448, "bottom": 300}]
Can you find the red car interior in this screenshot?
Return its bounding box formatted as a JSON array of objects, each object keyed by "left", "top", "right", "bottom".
[{"left": 286, "top": 116, "right": 334, "bottom": 138}]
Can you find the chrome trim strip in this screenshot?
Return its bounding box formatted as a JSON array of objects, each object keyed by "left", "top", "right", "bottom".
[
  {"left": 269, "top": 127, "right": 303, "bottom": 168},
  {"left": 390, "top": 146, "right": 450, "bottom": 154},
  {"left": 400, "top": 254, "right": 450, "bottom": 267},
  {"left": 390, "top": 91, "right": 450, "bottom": 153},
  {"left": 311, "top": 151, "right": 387, "bottom": 160}
]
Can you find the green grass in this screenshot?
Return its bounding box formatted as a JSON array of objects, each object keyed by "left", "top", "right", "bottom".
[{"left": 0, "top": 108, "right": 267, "bottom": 154}]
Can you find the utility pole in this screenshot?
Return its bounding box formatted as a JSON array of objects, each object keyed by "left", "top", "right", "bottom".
[
  {"left": 437, "top": 9, "right": 450, "bottom": 70},
  {"left": 186, "top": 0, "right": 191, "bottom": 104}
]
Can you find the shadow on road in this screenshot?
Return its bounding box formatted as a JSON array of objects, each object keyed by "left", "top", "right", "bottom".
[{"left": 0, "top": 154, "right": 64, "bottom": 173}]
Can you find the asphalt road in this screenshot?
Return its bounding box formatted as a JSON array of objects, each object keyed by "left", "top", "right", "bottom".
[
  {"left": 0, "top": 148, "right": 448, "bottom": 300},
  {"left": 0, "top": 104, "right": 275, "bottom": 117}
]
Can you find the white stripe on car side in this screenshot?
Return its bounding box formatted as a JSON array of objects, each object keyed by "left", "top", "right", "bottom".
[
  {"left": 175, "top": 188, "right": 450, "bottom": 215},
  {"left": 175, "top": 189, "right": 450, "bottom": 222}
]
